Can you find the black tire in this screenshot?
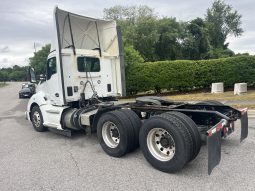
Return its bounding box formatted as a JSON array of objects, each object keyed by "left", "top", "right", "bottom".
[
  {"left": 119, "top": 109, "right": 142, "bottom": 150},
  {"left": 97, "top": 110, "right": 135, "bottom": 157},
  {"left": 196, "top": 100, "right": 224, "bottom": 105},
  {"left": 160, "top": 112, "right": 194, "bottom": 163},
  {"left": 139, "top": 113, "right": 193, "bottom": 173},
  {"left": 167, "top": 112, "right": 201, "bottom": 161},
  {"left": 31, "top": 106, "right": 47, "bottom": 132}
]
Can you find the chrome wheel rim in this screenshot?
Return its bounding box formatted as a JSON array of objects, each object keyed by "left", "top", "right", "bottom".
[
  {"left": 147, "top": 128, "right": 175, "bottom": 161},
  {"left": 102, "top": 121, "right": 120, "bottom": 148},
  {"left": 33, "top": 111, "right": 41, "bottom": 127}
]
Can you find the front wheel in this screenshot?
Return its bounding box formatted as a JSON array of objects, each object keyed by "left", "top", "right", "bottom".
[{"left": 31, "top": 106, "right": 47, "bottom": 132}]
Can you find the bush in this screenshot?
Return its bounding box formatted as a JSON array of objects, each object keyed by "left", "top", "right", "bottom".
[
  {"left": 126, "top": 56, "right": 255, "bottom": 95},
  {"left": 124, "top": 45, "right": 144, "bottom": 67},
  {"left": 208, "top": 48, "right": 235, "bottom": 59}
]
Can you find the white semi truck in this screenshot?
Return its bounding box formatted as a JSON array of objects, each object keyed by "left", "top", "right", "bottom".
[{"left": 26, "top": 7, "right": 249, "bottom": 174}]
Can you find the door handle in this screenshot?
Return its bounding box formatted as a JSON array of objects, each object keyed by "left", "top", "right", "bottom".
[{"left": 55, "top": 93, "right": 59, "bottom": 97}]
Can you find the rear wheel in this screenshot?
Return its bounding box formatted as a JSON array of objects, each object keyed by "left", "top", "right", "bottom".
[
  {"left": 118, "top": 109, "right": 142, "bottom": 150},
  {"left": 31, "top": 106, "right": 47, "bottom": 132},
  {"left": 147, "top": 127, "right": 176, "bottom": 161},
  {"left": 97, "top": 110, "right": 136, "bottom": 157},
  {"left": 102, "top": 121, "right": 120, "bottom": 148},
  {"left": 139, "top": 112, "right": 193, "bottom": 173},
  {"left": 167, "top": 112, "right": 201, "bottom": 161}
]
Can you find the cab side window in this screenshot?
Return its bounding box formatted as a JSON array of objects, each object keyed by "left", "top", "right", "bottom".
[{"left": 47, "top": 57, "right": 57, "bottom": 80}]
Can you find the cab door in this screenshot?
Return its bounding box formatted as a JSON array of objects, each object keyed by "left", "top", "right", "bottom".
[{"left": 45, "top": 57, "right": 61, "bottom": 105}]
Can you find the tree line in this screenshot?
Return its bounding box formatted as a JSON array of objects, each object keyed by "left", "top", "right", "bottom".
[
  {"left": 0, "top": 0, "right": 247, "bottom": 82},
  {"left": 0, "top": 44, "right": 51, "bottom": 82},
  {"left": 0, "top": 65, "right": 28, "bottom": 82},
  {"left": 104, "top": 0, "right": 244, "bottom": 62}
]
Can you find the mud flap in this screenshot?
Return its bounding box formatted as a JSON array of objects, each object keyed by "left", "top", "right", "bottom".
[
  {"left": 240, "top": 108, "right": 248, "bottom": 142},
  {"left": 208, "top": 130, "right": 221, "bottom": 175},
  {"left": 207, "top": 120, "right": 226, "bottom": 175},
  {"left": 206, "top": 108, "right": 248, "bottom": 175}
]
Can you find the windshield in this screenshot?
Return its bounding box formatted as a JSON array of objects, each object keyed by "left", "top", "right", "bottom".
[{"left": 22, "top": 84, "right": 33, "bottom": 89}]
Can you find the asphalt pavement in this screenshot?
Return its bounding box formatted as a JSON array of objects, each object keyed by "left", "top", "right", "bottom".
[{"left": 0, "top": 82, "right": 255, "bottom": 191}]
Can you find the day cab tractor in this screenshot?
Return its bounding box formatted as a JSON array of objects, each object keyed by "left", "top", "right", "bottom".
[{"left": 26, "top": 7, "right": 248, "bottom": 175}]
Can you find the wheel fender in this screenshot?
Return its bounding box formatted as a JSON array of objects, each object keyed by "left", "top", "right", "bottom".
[
  {"left": 26, "top": 91, "right": 47, "bottom": 121},
  {"left": 91, "top": 107, "right": 116, "bottom": 132}
]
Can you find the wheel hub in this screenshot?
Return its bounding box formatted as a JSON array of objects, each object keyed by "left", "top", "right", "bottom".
[
  {"left": 160, "top": 134, "right": 174, "bottom": 148},
  {"left": 160, "top": 138, "right": 169, "bottom": 148},
  {"left": 111, "top": 128, "right": 119, "bottom": 138},
  {"left": 147, "top": 128, "right": 175, "bottom": 161},
  {"left": 102, "top": 121, "right": 120, "bottom": 148},
  {"left": 33, "top": 111, "right": 41, "bottom": 127}
]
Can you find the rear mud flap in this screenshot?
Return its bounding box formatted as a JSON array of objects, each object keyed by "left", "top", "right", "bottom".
[
  {"left": 240, "top": 108, "right": 248, "bottom": 142},
  {"left": 208, "top": 130, "right": 221, "bottom": 175},
  {"left": 207, "top": 108, "right": 249, "bottom": 175},
  {"left": 207, "top": 120, "right": 225, "bottom": 175}
]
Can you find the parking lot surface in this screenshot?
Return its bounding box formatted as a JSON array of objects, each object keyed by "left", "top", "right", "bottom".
[{"left": 0, "top": 82, "right": 255, "bottom": 191}]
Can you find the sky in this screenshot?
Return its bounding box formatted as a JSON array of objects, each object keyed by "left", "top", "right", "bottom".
[{"left": 0, "top": 0, "right": 254, "bottom": 68}]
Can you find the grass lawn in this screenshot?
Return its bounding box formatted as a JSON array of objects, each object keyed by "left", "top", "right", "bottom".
[
  {"left": 120, "top": 90, "right": 255, "bottom": 109},
  {"left": 164, "top": 90, "right": 255, "bottom": 109},
  {"left": 164, "top": 90, "right": 255, "bottom": 101}
]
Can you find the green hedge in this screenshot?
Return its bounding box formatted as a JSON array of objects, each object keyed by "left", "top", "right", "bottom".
[{"left": 126, "top": 56, "right": 255, "bottom": 95}]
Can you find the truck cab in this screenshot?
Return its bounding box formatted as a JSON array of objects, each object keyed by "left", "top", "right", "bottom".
[
  {"left": 26, "top": 7, "right": 125, "bottom": 131},
  {"left": 43, "top": 48, "right": 123, "bottom": 105}
]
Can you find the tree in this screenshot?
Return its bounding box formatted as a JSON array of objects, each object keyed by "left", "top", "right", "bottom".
[
  {"left": 0, "top": 65, "right": 28, "bottom": 82},
  {"left": 206, "top": 0, "right": 243, "bottom": 49},
  {"left": 155, "top": 18, "right": 184, "bottom": 60},
  {"left": 104, "top": 5, "right": 156, "bottom": 22},
  {"left": 124, "top": 45, "right": 144, "bottom": 67},
  {"left": 0, "top": 70, "right": 8, "bottom": 82},
  {"left": 105, "top": 3, "right": 243, "bottom": 61},
  {"left": 104, "top": 5, "right": 158, "bottom": 61},
  {"left": 29, "top": 44, "right": 51, "bottom": 75},
  {"left": 182, "top": 18, "right": 211, "bottom": 60},
  {"left": 208, "top": 47, "right": 234, "bottom": 58},
  {"left": 9, "top": 70, "right": 26, "bottom": 81},
  {"left": 104, "top": 5, "right": 157, "bottom": 47},
  {"left": 133, "top": 17, "right": 158, "bottom": 61}
]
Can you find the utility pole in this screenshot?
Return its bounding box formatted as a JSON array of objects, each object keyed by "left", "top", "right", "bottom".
[{"left": 34, "top": 42, "right": 37, "bottom": 54}]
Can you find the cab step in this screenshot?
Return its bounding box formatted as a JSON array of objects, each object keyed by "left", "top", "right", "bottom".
[{"left": 48, "top": 127, "right": 72, "bottom": 137}]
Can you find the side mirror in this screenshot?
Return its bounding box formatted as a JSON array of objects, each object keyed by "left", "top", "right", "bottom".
[
  {"left": 39, "top": 74, "right": 46, "bottom": 82},
  {"left": 28, "top": 67, "right": 36, "bottom": 83}
]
